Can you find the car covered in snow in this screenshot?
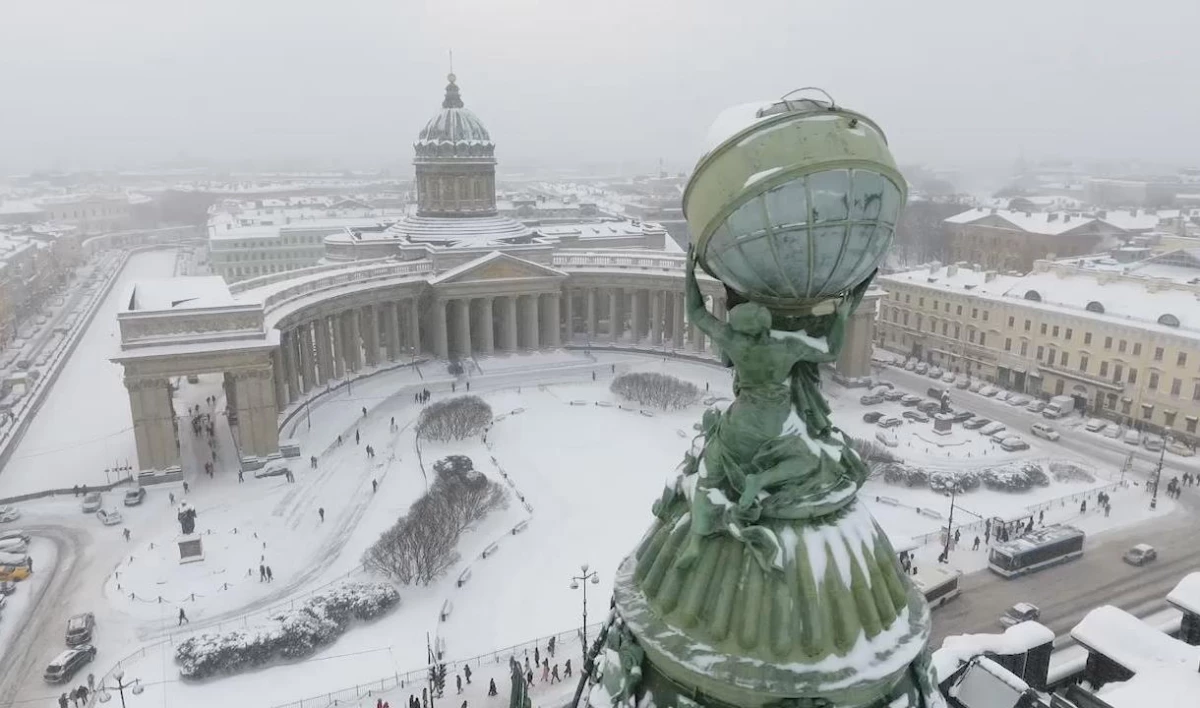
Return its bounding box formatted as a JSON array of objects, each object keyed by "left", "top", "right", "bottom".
[
  {"left": 123, "top": 487, "right": 146, "bottom": 506},
  {"left": 0, "top": 530, "right": 31, "bottom": 546},
  {"left": 43, "top": 645, "right": 96, "bottom": 684},
  {"left": 928, "top": 366, "right": 943, "bottom": 378},
  {"left": 1030, "top": 423, "right": 1060, "bottom": 441},
  {"left": 1123, "top": 544, "right": 1157, "bottom": 566},
  {"left": 902, "top": 411, "right": 930, "bottom": 423},
  {"left": 0, "top": 580, "right": 15, "bottom": 595},
  {"left": 904, "top": 360, "right": 917, "bottom": 372},
  {"left": 883, "top": 389, "right": 906, "bottom": 402},
  {"left": 0, "top": 506, "right": 18, "bottom": 523},
  {"left": 859, "top": 393, "right": 885, "bottom": 405},
  {"left": 963, "top": 417, "right": 991, "bottom": 430},
  {"left": 862, "top": 411, "right": 885, "bottom": 424},
  {"left": 995, "top": 390, "right": 1013, "bottom": 402},
  {"left": 876, "top": 416, "right": 904, "bottom": 429},
  {"left": 979, "top": 421, "right": 1006, "bottom": 436},
  {"left": 65, "top": 612, "right": 95, "bottom": 646},
  {"left": 1142, "top": 435, "right": 1165, "bottom": 452},
  {"left": 1026, "top": 400, "right": 1047, "bottom": 414},
  {"left": 956, "top": 377, "right": 972, "bottom": 389},
  {"left": 1123, "top": 429, "right": 1141, "bottom": 445},
  {"left": 95, "top": 508, "right": 123, "bottom": 526},
  {"left": 80, "top": 492, "right": 103, "bottom": 513},
  {"left": 1000, "top": 436, "right": 1030, "bottom": 452},
  {"left": 1084, "top": 418, "right": 1107, "bottom": 433},
  {"left": 917, "top": 400, "right": 942, "bottom": 415},
  {"left": 1168, "top": 441, "right": 1196, "bottom": 457},
  {"left": 1102, "top": 423, "right": 1122, "bottom": 439},
  {"left": 978, "top": 385, "right": 998, "bottom": 397},
  {"left": 900, "top": 395, "right": 922, "bottom": 407},
  {"left": 874, "top": 431, "right": 899, "bottom": 448},
  {"left": 1007, "top": 394, "right": 1031, "bottom": 407},
  {"left": 941, "top": 372, "right": 957, "bottom": 384},
  {"left": 999, "top": 602, "right": 1040, "bottom": 628},
  {"left": 948, "top": 410, "right": 975, "bottom": 423},
  {"left": 915, "top": 363, "right": 929, "bottom": 374},
  {"left": 255, "top": 462, "right": 291, "bottom": 479}
]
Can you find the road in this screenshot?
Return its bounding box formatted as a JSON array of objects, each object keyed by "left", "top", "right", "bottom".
[{"left": 872, "top": 368, "right": 1200, "bottom": 648}]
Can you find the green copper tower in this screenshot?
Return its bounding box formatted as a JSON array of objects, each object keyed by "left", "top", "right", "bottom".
[{"left": 573, "top": 90, "right": 945, "bottom": 708}]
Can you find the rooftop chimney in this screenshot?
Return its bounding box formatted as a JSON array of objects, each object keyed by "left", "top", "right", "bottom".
[{"left": 985, "top": 271, "right": 997, "bottom": 283}]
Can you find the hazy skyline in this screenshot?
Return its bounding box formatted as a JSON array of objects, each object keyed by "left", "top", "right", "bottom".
[{"left": 2, "top": 0, "right": 1199, "bottom": 176}]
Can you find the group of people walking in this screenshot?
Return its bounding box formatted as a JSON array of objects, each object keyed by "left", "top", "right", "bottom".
[{"left": 56, "top": 673, "right": 93, "bottom": 707}]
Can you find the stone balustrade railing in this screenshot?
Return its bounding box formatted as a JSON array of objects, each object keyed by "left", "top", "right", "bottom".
[{"left": 259, "top": 260, "right": 435, "bottom": 314}]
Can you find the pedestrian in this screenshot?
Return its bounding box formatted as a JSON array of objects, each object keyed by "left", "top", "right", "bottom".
[
  {"left": 457, "top": 674, "right": 463, "bottom": 694},
  {"left": 488, "top": 679, "right": 498, "bottom": 696},
  {"left": 535, "top": 646, "right": 540, "bottom": 666},
  {"left": 356, "top": 430, "right": 361, "bottom": 445},
  {"left": 1104, "top": 503, "right": 1111, "bottom": 517},
  {"left": 178, "top": 608, "right": 189, "bottom": 625},
  {"left": 73, "top": 484, "right": 80, "bottom": 498},
  {"left": 338, "top": 434, "right": 343, "bottom": 445},
  {"left": 59, "top": 693, "right": 68, "bottom": 708},
  {"left": 937, "top": 550, "right": 947, "bottom": 564},
  {"left": 548, "top": 636, "right": 556, "bottom": 657},
  {"left": 466, "top": 381, "right": 470, "bottom": 391},
  {"left": 464, "top": 665, "right": 472, "bottom": 684},
  {"left": 591, "top": 371, "right": 596, "bottom": 381},
  {"left": 170, "top": 492, "right": 176, "bottom": 505},
  {"left": 972, "top": 536, "right": 980, "bottom": 550},
  {"left": 564, "top": 659, "right": 572, "bottom": 678},
  {"left": 123, "top": 527, "right": 131, "bottom": 542},
  {"left": 1038, "top": 509, "right": 1044, "bottom": 525},
  {"left": 525, "top": 657, "right": 531, "bottom": 674},
  {"left": 362, "top": 406, "right": 368, "bottom": 417},
  {"left": 372, "top": 479, "right": 378, "bottom": 493},
  {"left": 286, "top": 469, "right": 294, "bottom": 483},
  {"left": 526, "top": 669, "right": 533, "bottom": 686},
  {"left": 266, "top": 566, "right": 273, "bottom": 582},
  {"left": 551, "top": 664, "right": 561, "bottom": 683},
  {"left": 461, "top": 701, "right": 467, "bottom": 708},
  {"left": 259, "top": 563, "right": 266, "bottom": 582},
  {"left": 87, "top": 674, "right": 94, "bottom": 691},
  {"left": 238, "top": 469, "right": 244, "bottom": 483},
  {"left": 378, "top": 700, "right": 385, "bottom": 708},
  {"left": 319, "top": 507, "right": 325, "bottom": 522},
  {"left": 1080, "top": 499, "right": 1087, "bottom": 514},
  {"left": 183, "top": 481, "right": 189, "bottom": 493},
  {"left": 391, "top": 416, "right": 395, "bottom": 429},
  {"left": 953, "top": 528, "right": 961, "bottom": 543},
  {"left": 705, "top": 382, "right": 710, "bottom": 392},
  {"left": 611, "top": 364, "right": 615, "bottom": 373},
  {"left": 77, "top": 685, "right": 88, "bottom": 703},
  {"left": 541, "top": 658, "right": 550, "bottom": 682}
]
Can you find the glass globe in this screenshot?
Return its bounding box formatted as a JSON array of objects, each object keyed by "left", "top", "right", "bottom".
[{"left": 684, "top": 91, "right": 906, "bottom": 309}]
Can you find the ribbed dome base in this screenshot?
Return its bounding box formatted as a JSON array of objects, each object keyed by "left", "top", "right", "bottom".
[{"left": 383, "top": 214, "right": 533, "bottom": 246}]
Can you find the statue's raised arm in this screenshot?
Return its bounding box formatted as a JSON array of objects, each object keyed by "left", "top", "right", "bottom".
[{"left": 684, "top": 246, "right": 730, "bottom": 342}]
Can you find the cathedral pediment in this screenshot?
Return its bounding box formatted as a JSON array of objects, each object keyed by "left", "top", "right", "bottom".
[{"left": 431, "top": 251, "right": 566, "bottom": 285}]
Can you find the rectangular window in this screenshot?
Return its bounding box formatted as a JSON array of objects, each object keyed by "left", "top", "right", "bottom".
[
  {"left": 1149, "top": 372, "right": 1159, "bottom": 390},
  {"left": 1172, "top": 378, "right": 1182, "bottom": 397},
  {"left": 1128, "top": 368, "right": 1137, "bottom": 384},
  {"left": 1060, "top": 351, "right": 1068, "bottom": 366},
  {"left": 957, "top": 305, "right": 963, "bottom": 316},
  {"left": 1122, "top": 400, "right": 1131, "bottom": 415},
  {"left": 942, "top": 322, "right": 948, "bottom": 335},
  {"left": 1085, "top": 332, "right": 1092, "bottom": 345},
  {"left": 1005, "top": 338, "right": 1012, "bottom": 352},
  {"left": 983, "top": 311, "right": 989, "bottom": 321},
  {"left": 1194, "top": 382, "right": 1200, "bottom": 401},
  {"left": 1179, "top": 352, "right": 1188, "bottom": 367},
  {"left": 980, "top": 333, "right": 986, "bottom": 347},
  {"left": 1040, "top": 323, "right": 1048, "bottom": 335},
  {"left": 919, "top": 297, "right": 924, "bottom": 307},
  {"left": 1133, "top": 343, "right": 1142, "bottom": 356},
  {"left": 1053, "top": 325, "right": 1060, "bottom": 337},
  {"left": 1079, "top": 355, "right": 1088, "bottom": 372},
  {"left": 1105, "top": 336, "right": 1112, "bottom": 350},
  {"left": 1188, "top": 418, "right": 1198, "bottom": 434},
  {"left": 903, "top": 313, "right": 909, "bottom": 326},
  {"left": 1020, "top": 341, "right": 1028, "bottom": 356},
  {"left": 1119, "top": 340, "right": 1127, "bottom": 354},
  {"left": 969, "top": 330, "right": 976, "bottom": 343},
  {"left": 1065, "top": 328, "right": 1073, "bottom": 340},
  {"left": 1024, "top": 319, "right": 1031, "bottom": 332},
  {"left": 1155, "top": 347, "right": 1164, "bottom": 361},
  {"left": 1008, "top": 316, "right": 1015, "bottom": 327},
  {"left": 1037, "top": 346, "right": 1044, "bottom": 361},
  {"left": 891, "top": 310, "right": 898, "bottom": 323},
  {"left": 1100, "top": 361, "right": 1109, "bottom": 377},
  {"left": 972, "top": 308, "right": 978, "bottom": 319},
  {"left": 1113, "top": 364, "right": 1123, "bottom": 382},
  {"left": 945, "top": 303, "right": 950, "bottom": 312},
  {"left": 905, "top": 294, "right": 911, "bottom": 304},
  {"left": 954, "top": 324, "right": 961, "bottom": 339},
  {"left": 1142, "top": 404, "right": 1153, "bottom": 420}
]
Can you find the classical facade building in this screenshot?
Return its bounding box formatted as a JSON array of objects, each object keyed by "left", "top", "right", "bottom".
[
  {"left": 877, "top": 250, "right": 1200, "bottom": 443},
  {"left": 111, "top": 74, "right": 876, "bottom": 471}
]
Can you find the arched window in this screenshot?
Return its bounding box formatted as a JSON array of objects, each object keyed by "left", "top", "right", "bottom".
[
  {"left": 1158, "top": 313, "right": 1180, "bottom": 327},
  {"left": 1023, "top": 290, "right": 1042, "bottom": 302},
  {"left": 1086, "top": 301, "right": 1105, "bottom": 313}
]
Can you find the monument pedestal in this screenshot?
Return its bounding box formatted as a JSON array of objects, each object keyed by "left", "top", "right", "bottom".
[{"left": 177, "top": 534, "right": 205, "bottom": 564}]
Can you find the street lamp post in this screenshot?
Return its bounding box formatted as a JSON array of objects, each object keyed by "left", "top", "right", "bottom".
[
  {"left": 570, "top": 563, "right": 600, "bottom": 670},
  {"left": 1151, "top": 435, "right": 1169, "bottom": 510},
  {"left": 97, "top": 669, "right": 143, "bottom": 708}
]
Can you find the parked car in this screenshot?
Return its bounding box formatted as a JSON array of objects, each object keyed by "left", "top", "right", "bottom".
[
  {"left": 901, "top": 395, "right": 922, "bottom": 407},
  {"left": 1030, "top": 423, "right": 1060, "bottom": 441},
  {"left": 956, "top": 377, "right": 972, "bottom": 390},
  {"left": 917, "top": 401, "right": 942, "bottom": 415},
  {"left": 963, "top": 417, "right": 991, "bottom": 430},
  {"left": 1102, "top": 423, "right": 1122, "bottom": 439},
  {"left": 949, "top": 410, "right": 975, "bottom": 423},
  {"left": 1084, "top": 418, "right": 1107, "bottom": 433},
  {"left": 926, "top": 387, "right": 947, "bottom": 399},
  {"left": 1008, "top": 394, "right": 1031, "bottom": 407},
  {"left": 123, "top": 487, "right": 146, "bottom": 506},
  {"left": 65, "top": 612, "right": 95, "bottom": 647},
  {"left": 915, "top": 363, "right": 929, "bottom": 374},
  {"left": 43, "top": 645, "right": 96, "bottom": 684},
  {"left": 1026, "top": 400, "right": 1047, "bottom": 414},
  {"left": 1000, "top": 436, "right": 1030, "bottom": 451},
  {"left": 1143, "top": 435, "right": 1165, "bottom": 452},
  {"left": 1123, "top": 544, "right": 1157, "bottom": 566},
  {"left": 0, "top": 565, "right": 30, "bottom": 582},
  {"left": 979, "top": 385, "right": 998, "bottom": 397},
  {"left": 928, "top": 366, "right": 943, "bottom": 378},
  {"left": 980, "top": 422, "right": 1007, "bottom": 436},
  {"left": 0, "top": 530, "right": 30, "bottom": 545},
  {"left": 1167, "top": 441, "right": 1196, "bottom": 457},
  {"left": 904, "top": 360, "right": 917, "bottom": 372},
  {"left": 942, "top": 372, "right": 957, "bottom": 384},
  {"left": 0, "top": 580, "right": 15, "bottom": 595},
  {"left": 859, "top": 394, "right": 885, "bottom": 406},
  {"left": 883, "top": 390, "right": 906, "bottom": 402},
  {"left": 0, "top": 506, "right": 18, "bottom": 523},
  {"left": 902, "top": 411, "right": 930, "bottom": 423},
  {"left": 80, "top": 492, "right": 102, "bottom": 513},
  {"left": 95, "top": 508, "right": 123, "bottom": 526},
  {"left": 255, "top": 463, "right": 291, "bottom": 479},
  {"left": 186, "top": 374, "right": 200, "bottom": 384},
  {"left": 968, "top": 380, "right": 985, "bottom": 392},
  {"left": 877, "top": 417, "right": 904, "bottom": 429},
  {"left": 875, "top": 431, "right": 899, "bottom": 448},
  {"left": 863, "top": 411, "right": 885, "bottom": 424},
  {"left": 995, "top": 390, "right": 1013, "bottom": 402},
  {"left": 0, "top": 537, "right": 28, "bottom": 554},
  {"left": 999, "top": 602, "right": 1041, "bottom": 628},
  {"left": 1123, "top": 429, "right": 1141, "bottom": 445}
]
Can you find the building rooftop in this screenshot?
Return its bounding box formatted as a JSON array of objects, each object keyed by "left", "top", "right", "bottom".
[
  {"left": 126, "top": 277, "right": 237, "bottom": 312},
  {"left": 945, "top": 207, "right": 1096, "bottom": 235}
]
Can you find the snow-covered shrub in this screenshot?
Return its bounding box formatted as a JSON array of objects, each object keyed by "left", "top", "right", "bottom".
[
  {"left": 416, "top": 396, "right": 492, "bottom": 441},
  {"left": 610, "top": 372, "right": 700, "bottom": 410},
  {"left": 928, "top": 470, "right": 981, "bottom": 494},
  {"left": 362, "top": 457, "right": 506, "bottom": 586},
  {"left": 849, "top": 437, "right": 900, "bottom": 466},
  {"left": 175, "top": 582, "right": 399, "bottom": 680},
  {"left": 980, "top": 467, "right": 1035, "bottom": 492},
  {"left": 1050, "top": 461, "right": 1094, "bottom": 484}
]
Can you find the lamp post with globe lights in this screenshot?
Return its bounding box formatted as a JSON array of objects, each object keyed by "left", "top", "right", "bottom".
[
  {"left": 570, "top": 564, "right": 600, "bottom": 669},
  {"left": 97, "top": 669, "right": 143, "bottom": 708}
]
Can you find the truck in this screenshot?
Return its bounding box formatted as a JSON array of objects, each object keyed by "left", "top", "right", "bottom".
[{"left": 1042, "top": 395, "right": 1075, "bottom": 419}]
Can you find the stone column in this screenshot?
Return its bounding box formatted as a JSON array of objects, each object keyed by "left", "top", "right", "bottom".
[
  {"left": 385, "top": 301, "right": 400, "bottom": 362},
  {"left": 454, "top": 298, "right": 473, "bottom": 358},
  {"left": 522, "top": 294, "right": 540, "bottom": 350},
  {"left": 650, "top": 290, "right": 662, "bottom": 346},
  {"left": 836, "top": 292, "right": 880, "bottom": 379},
  {"left": 478, "top": 297, "right": 495, "bottom": 355},
  {"left": 608, "top": 289, "right": 621, "bottom": 342},
  {"left": 271, "top": 348, "right": 288, "bottom": 412},
  {"left": 432, "top": 298, "right": 449, "bottom": 359},
  {"left": 125, "top": 376, "right": 180, "bottom": 471},
  {"left": 347, "top": 309, "right": 362, "bottom": 372},
  {"left": 279, "top": 329, "right": 296, "bottom": 403},
  {"left": 545, "top": 292, "right": 562, "bottom": 347},
  {"left": 314, "top": 317, "right": 331, "bottom": 386},
  {"left": 502, "top": 295, "right": 519, "bottom": 352},
  {"left": 233, "top": 366, "right": 280, "bottom": 458},
  {"left": 408, "top": 298, "right": 422, "bottom": 357},
  {"left": 361, "top": 305, "right": 378, "bottom": 368},
  {"left": 299, "top": 322, "right": 316, "bottom": 393},
  {"left": 586, "top": 288, "right": 597, "bottom": 341},
  {"left": 672, "top": 291, "right": 686, "bottom": 349},
  {"left": 563, "top": 289, "right": 574, "bottom": 343},
  {"left": 631, "top": 289, "right": 645, "bottom": 344},
  {"left": 329, "top": 314, "right": 344, "bottom": 380}
]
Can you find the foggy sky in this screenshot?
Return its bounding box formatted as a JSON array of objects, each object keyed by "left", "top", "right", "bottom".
[{"left": 2, "top": 0, "right": 1198, "bottom": 176}]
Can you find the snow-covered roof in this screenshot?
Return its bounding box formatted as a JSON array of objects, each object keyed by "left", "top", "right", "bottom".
[
  {"left": 1098, "top": 208, "right": 1163, "bottom": 232},
  {"left": 1100, "top": 667, "right": 1200, "bottom": 708},
  {"left": 1071, "top": 605, "right": 1200, "bottom": 673},
  {"left": 126, "top": 277, "right": 237, "bottom": 312},
  {"left": 1166, "top": 572, "right": 1200, "bottom": 616},
  {"left": 0, "top": 200, "right": 42, "bottom": 215},
  {"left": 945, "top": 207, "right": 1097, "bottom": 235},
  {"left": 932, "top": 622, "right": 1054, "bottom": 681},
  {"left": 945, "top": 656, "right": 1029, "bottom": 708}
]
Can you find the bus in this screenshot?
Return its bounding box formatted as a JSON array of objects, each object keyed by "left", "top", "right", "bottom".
[
  {"left": 987, "top": 524, "right": 1085, "bottom": 578},
  {"left": 912, "top": 566, "right": 961, "bottom": 609}
]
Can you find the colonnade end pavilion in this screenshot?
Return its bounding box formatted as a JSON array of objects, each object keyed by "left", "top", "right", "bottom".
[{"left": 112, "top": 74, "right": 879, "bottom": 473}]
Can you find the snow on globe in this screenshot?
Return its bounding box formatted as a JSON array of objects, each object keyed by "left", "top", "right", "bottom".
[{"left": 683, "top": 88, "right": 905, "bottom": 312}]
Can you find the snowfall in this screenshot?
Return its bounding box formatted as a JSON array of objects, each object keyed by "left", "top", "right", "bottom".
[{"left": 0, "top": 249, "right": 1185, "bottom": 708}]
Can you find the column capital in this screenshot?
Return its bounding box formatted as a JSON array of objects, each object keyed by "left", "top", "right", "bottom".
[{"left": 124, "top": 376, "right": 169, "bottom": 392}]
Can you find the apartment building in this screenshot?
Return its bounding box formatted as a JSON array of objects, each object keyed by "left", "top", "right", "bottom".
[{"left": 877, "top": 249, "right": 1200, "bottom": 442}]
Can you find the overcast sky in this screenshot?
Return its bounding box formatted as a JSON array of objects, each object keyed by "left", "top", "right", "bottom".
[{"left": 2, "top": 0, "right": 1198, "bottom": 176}]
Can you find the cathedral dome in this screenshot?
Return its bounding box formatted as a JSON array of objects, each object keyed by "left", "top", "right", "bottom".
[{"left": 414, "top": 74, "right": 495, "bottom": 160}]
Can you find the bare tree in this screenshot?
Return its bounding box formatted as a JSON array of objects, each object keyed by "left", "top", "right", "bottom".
[
  {"left": 416, "top": 396, "right": 493, "bottom": 441},
  {"left": 610, "top": 372, "right": 700, "bottom": 410}
]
